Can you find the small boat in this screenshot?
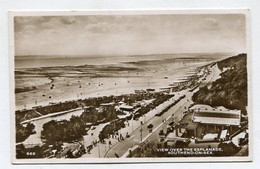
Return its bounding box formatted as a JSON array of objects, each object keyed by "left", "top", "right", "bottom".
[{"left": 146, "top": 88, "right": 155, "bottom": 92}]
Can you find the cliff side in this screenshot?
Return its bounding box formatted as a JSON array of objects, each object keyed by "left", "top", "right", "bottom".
[{"left": 192, "top": 53, "right": 248, "bottom": 114}]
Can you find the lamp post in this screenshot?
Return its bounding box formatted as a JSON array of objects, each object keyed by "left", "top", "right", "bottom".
[
  {"left": 132, "top": 116, "right": 134, "bottom": 132},
  {"left": 98, "top": 143, "right": 100, "bottom": 158},
  {"left": 140, "top": 123, "right": 143, "bottom": 143},
  {"left": 143, "top": 114, "right": 146, "bottom": 123},
  {"left": 104, "top": 145, "right": 107, "bottom": 156},
  {"left": 172, "top": 113, "right": 175, "bottom": 123}
]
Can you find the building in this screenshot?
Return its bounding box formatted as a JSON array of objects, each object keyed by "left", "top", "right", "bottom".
[
  {"left": 161, "top": 132, "right": 190, "bottom": 148},
  {"left": 178, "top": 105, "right": 241, "bottom": 139},
  {"left": 178, "top": 113, "right": 204, "bottom": 138},
  {"left": 99, "top": 102, "right": 116, "bottom": 113},
  {"left": 119, "top": 104, "right": 134, "bottom": 111},
  {"left": 190, "top": 104, "right": 241, "bottom": 133}
]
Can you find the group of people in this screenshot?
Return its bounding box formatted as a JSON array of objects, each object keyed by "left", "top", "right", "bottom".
[
  {"left": 125, "top": 120, "right": 130, "bottom": 127},
  {"left": 85, "top": 123, "right": 136, "bottom": 155},
  {"left": 108, "top": 130, "right": 131, "bottom": 142}
]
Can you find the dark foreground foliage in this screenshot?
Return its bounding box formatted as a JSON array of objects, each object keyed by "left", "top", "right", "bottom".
[
  {"left": 41, "top": 116, "right": 87, "bottom": 143},
  {"left": 16, "top": 122, "right": 35, "bottom": 143}
]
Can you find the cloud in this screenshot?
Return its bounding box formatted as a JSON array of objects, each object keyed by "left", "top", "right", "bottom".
[
  {"left": 14, "top": 17, "right": 31, "bottom": 24},
  {"left": 23, "top": 25, "right": 36, "bottom": 33},
  {"left": 233, "top": 19, "right": 246, "bottom": 31},
  {"left": 39, "top": 18, "right": 63, "bottom": 30},
  {"left": 84, "top": 22, "right": 108, "bottom": 33},
  {"left": 200, "top": 18, "right": 220, "bottom": 30},
  {"left": 41, "top": 22, "right": 55, "bottom": 29},
  {"left": 84, "top": 22, "right": 124, "bottom": 34},
  {"left": 14, "top": 14, "right": 247, "bottom": 56},
  {"left": 60, "top": 16, "right": 76, "bottom": 25}
]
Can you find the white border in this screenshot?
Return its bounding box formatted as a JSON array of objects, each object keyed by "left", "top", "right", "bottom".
[{"left": 9, "top": 9, "right": 252, "bottom": 164}]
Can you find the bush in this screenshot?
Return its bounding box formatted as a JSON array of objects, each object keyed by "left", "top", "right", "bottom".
[
  {"left": 16, "top": 122, "right": 35, "bottom": 143},
  {"left": 41, "top": 116, "right": 86, "bottom": 144}
]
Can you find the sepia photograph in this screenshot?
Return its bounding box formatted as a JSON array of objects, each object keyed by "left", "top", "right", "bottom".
[{"left": 9, "top": 10, "right": 251, "bottom": 163}]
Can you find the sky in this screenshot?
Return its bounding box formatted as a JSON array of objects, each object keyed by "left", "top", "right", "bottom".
[{"left": 14, "top": 14, "right": 247, "bottom": 56}]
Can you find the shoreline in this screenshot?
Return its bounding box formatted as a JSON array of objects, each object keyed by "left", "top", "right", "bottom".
[
  {"left": 16, "top": 59, "right": 225, "bottom": 159},
  {"left": 14, "top": 57, "right": 214, "bottom": 110},
  {"left": 16, "top": 68, "right": 200, "bottom": 117},
  {"left": 15, "top": 71, "right": 203, "bottom": 112}
]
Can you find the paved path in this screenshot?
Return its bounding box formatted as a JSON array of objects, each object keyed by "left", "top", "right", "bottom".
[
  {"left": 79, "top": 63, "right": 219, "bottom": 158},
  {"left": 81, "top": 91, "right": 186, "bottom": 158},
  {"left": 104, "top": 63, "right": 219, "bottom": 158},
  {"left": 104, "top": 91, "right": 193, "bottom": 158}
]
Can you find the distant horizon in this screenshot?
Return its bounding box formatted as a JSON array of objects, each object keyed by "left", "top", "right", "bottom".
[
  {"left": 15, "top": 52, "right": 240, "bottom": 58},
  {"left": 15, "top": 14, "right": 246, "bottom": 56},
  {"left": 14, "top": 52, "right": 236, "bottom": 69}
]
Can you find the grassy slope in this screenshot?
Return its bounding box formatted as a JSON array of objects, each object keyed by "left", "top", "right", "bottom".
[{"left": 192, "top": 53, "right": 248, "bottom": 114}]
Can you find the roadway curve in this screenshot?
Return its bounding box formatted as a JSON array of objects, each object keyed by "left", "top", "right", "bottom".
[{"left": 104, "top": 63, "right": 219, "bottom": 158}]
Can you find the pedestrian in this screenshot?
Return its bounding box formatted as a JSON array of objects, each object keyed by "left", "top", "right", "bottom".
[
  {"left": 121, "top": 134, "right": 124, "bottom": 140},
  {"left": 115, "top": 153, "right": 119, "bottom": 158}
]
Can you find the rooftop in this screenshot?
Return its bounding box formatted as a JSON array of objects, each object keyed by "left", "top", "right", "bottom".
[
  {"left": 191, "top": 104, "right": 241, "bottom": 126},
  {"left": 119, "top": 104, "right": 134, "bottom": 110},
  {"left": 179, "top": 113, "right": 199, "bottom": 130}
]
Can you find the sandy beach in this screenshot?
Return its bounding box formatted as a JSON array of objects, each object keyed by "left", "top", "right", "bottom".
[{"left": 15, "top": 55, "right": 218, "bottom": 110}]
